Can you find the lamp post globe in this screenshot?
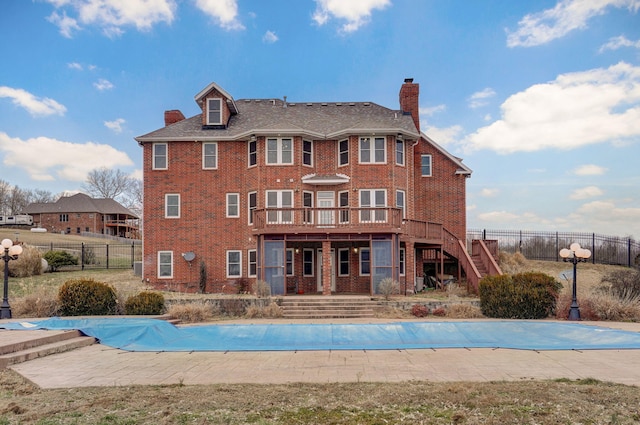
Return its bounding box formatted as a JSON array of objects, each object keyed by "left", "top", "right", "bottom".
[{"left": 559, "top": 243, "right": 591, "bottom": 321}]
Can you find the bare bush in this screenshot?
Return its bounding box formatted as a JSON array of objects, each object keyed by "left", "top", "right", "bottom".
[
  {"left": 498, "top": 251, "right": 527, "bottom": 274},
  {"left": 255, "top": 280, "right": 271, "bottom": 298},
  {"left": 446, "top": 303, "right": 484, "bottom": 319},
  {"left": 587, "top": 291, "right": 640, "bottom": 322},
  {"left": 2, "top": 244, "right": 43, "bottom": 278},
  {"left": 600, "top": 269, "right": 640, "bottom": 299},
  {"left": 245, "top": 302, "right": 283, "bottom": 318},
  {"left": 13, "top": 286, "right": 58, "bottom": 318},
  {"left": 378, "top": 278, "right": 400, "bottom": 300},
  {"left": 167, "top": 302, "right": 213, "bottom": 323}
]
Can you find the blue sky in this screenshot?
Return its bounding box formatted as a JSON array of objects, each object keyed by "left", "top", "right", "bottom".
[{"left": 1, "top": 0, "right": 639, "bottom": 238}]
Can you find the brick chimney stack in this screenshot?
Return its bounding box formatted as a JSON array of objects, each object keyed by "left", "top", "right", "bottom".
[
  {"left": 399, "top": 78, "right": 420, "bottom": 132},
  {"left": 164, "top": 110, "right": 185, "bottom": 127}
]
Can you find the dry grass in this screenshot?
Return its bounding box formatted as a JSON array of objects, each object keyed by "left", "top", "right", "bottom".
[
  {"left": 166, "top": 301, "right": 214, "bottom": 323},
  {"left": 445, "top": 303, "right": 484, "bottom": 319},
  {"left": 245, "top": 302, "right": 284, "bottom": 318},
  {"left": 11, "top": 286, "right": 59, "bottom": 318}
]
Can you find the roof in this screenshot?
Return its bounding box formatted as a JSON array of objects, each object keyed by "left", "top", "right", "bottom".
[
  {"left": 421, "top": 132, "right": 473, "bottom": 176},
  {"left": 25, "top": 193, "right": 138, "bottom": 218},
  {"left": 136, "top": 98, "right": 420, "bottom": 143}
]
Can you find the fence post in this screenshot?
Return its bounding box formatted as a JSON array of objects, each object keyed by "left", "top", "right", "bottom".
[
  {"left": 629, "top": 239, "right": 632, "bottom": 268},
  {"left": 483, "top": 229, "right": 486, "bottom": 240},
  {"left": 106, "top": 244, "right": 109, "bottom": 270},
  {"left": 592, "top": 233, "right": 596, "bottom": 264},
  {"left": 131, "top": 242, "right": 135, "bottom": 269},
  {"left": 81, "top": 242, "right": 85, "bottom": 271},
  {"left": 556, "top": 232, "right": 559, "bottom": 262}
]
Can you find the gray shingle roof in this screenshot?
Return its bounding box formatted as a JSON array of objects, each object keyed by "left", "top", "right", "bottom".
[
  {"left": 135, "top": 98, "right": 420, "bottom": 142},
  {"left": 25, "top": 193, "right": 138, "bottom": 218}
]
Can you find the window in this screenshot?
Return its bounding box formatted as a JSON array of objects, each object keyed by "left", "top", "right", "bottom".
[
  {"left": 158, "top": 251, "right": 173, "bottom": 278},
  {"left": 266, "top": 190, "right": 293, "bottom": 223},
  {"left": 303, "top": 249, "right": 314, "bottom": 276},
  {"left": 359, "top": 248, "right": 371, "bottom": 276},
  {"left": 248, "top": 191, "right": 257, "bottom": 225},
  {"left": 59, "top": 214, "right": 68, "bottom": 222},
  {"left": 248, "top": 139, "right": 257, "bottom": 167},
  {"left": 303, "top": 140, "right": 313, "bottom": 166},
  {"left": 76, "top": 227, "right": 80, "bottom": 234},
  {"left": 153, "top": 143, "right": 167, "bottom": 170},
  {"left": 266, "top": 138, "right": 293, "bottom": 165},
  {"left": 226, "top": 193, "right": 239, "bottom": 218},
  {"left": 359, "top": 136, "right": 386, "bottom": 163},
  {"left": 396, "top": 138, "right": 404, "bottom": 165},
  {"left": 338, "top": 191, "right": 349, "bottom": 224},
  {"left": 359, "top": 189, "right": 386, "bottom": 222},
  {"left": 338, "top": 139, "right": 349, "bottom": 166},
  {"left": 399, "top": 247, "right": 405, "bottom": 276},
  {"left": 303, "top": 191, "right": 313, "bottom": 224},
  {"left": 248, "top": 250, "right": 257, "bottom": 277},
  {"left": 202, "top": 142, "right": 218, "bottom": 169},
  {"left": 286, "top": 249, "right": 294, "bottom": 276},
  {"left": 165, "top": 194, "right": 180, "bottom": 218},
  {"left": 396, "top": 190, "right": 406, "bottom": 219},
  {"left": 227, "top": 250, "right": 241, "bottom": 277},
  {"left": 207, "top": 98, "right": 222, "bottom": 125},
  {"left": 421, "top": 154, "right": 432, "bottom": 177},
  {"left": 338, "top": 248, "right": 350, "bottom": 276}
]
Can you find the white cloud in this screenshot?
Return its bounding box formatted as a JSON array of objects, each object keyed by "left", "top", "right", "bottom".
[
  {"left": 104, "top": 118, "right": 126, "bottom": 133},
  {"left": 468, "top": 88, "right": 496, "bottom": 109},
  {"left": 46, "top": 0, "right": 176, "bottom": 37},
  {"left": 572, "top": 164, "right": 607, "bottom": 175},
  {"left": 94, "top": 79, "right": 114, "bottom": 91},
  {"left": 194, "top": 0, "right": 244, "bottom": 30},
  {"left": 575, "top": 200, "right": 640, "bottom": 236},
  {"left": 0, "top": 131, "right": 133, "bottom": 182},
  {"left": 462, "top": 62, "right": 640, "bottom": 154},
  {"left": 599, "top": 35, "right": 640, "bottom": 52},
  {"left": 506, "top": 0, "right": 640, "bottom": 48},
  {"left": 480, "top": 188, "right": 500, "bottom": 198},
  {"left": 419, "top": 104, "right": 446, "bottom": 116},
  {"left": 0, "top": 86, "right": 66, "bottom": 117},
  {"left": 263, "top": 30, "right": 278, "bottom": 43},
  {"left": 67, "top": 62, "right": 83, "bottom": 70},
  {"left": 312, "top": 0, "right": 391, "bottom": 33},
  {"left": 570, "top": 185, "right": 604, "bottom": 200},
  {"left": 423, "top": 125, "right": 464, "bottom": 147}
]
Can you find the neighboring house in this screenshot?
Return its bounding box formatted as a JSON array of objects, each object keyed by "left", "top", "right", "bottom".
[
  {"left": 25, "top": 193, "right": 139, "bottom": 239},
  {"left": 136, "top": 79, "right": 496, "bottom": 295}
]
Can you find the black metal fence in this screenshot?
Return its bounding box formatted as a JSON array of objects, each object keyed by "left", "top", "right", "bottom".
[
  {"left": 468, "top": 229, "right": 640, "bottom": 268},
  {"left": 34, "top": 241, "right": 142, "bottom": 271}
]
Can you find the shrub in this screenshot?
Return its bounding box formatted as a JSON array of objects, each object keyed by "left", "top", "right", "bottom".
[
  {"left": 236, "top": 278, "right": 250, "bottom": 294},
  {"left": 432, "top": 307, "right": 447, "bottom": 316},
  {"left": 199, "top": 260, "right": 207, "bottom": 294},
  {"left": 255, "top": 280, "right": 271, "bottom": 298},
  {"left": 246, "top": 302, "right": 283, "bottom": 318},
  {"left": 600, "top": 269, "right": 640, "bottom": 299},
  {"left": 82, "top": 246, "right": 97, "bottom": 265},
  {"left": 411, "top": 304, "right": 429, "bottom": 317},
  {"left": 14, "top": 287, "right": 58, "bottom": 318},
  {"left": 167, "top": 302, "right": 212, "bottom": 323},
  {"left": 378, "top": 278, "right": 400, "bottom": 300},
  {"left": 447, "top": 303, "right": 484, "bottom": 319},
  {"left": 479, "top": 272, "right": 562, "bottom": 319},
  {"left": 43, "top": 250, "right": 78, "bottom": 272},
  {"left": 124, "top": 291, "right": 165, "bottom": 315},
  {"left": 3, "top": 244, "right": 43, "bottom": 277},
  {"left": 555, "top": 293, "right": 600, "bottom": 321},
  {"left": 58, "top": 278, "right": 118, "bottom": 316}
]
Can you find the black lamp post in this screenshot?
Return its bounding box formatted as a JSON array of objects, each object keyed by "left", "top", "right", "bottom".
[
  {"left": 559, "top": 242, "right": 591, "bottom": 321},
  {"left": 1, "top": 238, "right": 23, "bottom": 319}
]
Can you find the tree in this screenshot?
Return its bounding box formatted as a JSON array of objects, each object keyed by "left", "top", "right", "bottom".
[{"left": 83, "top": 167, "right": 134, "bottom": 200}]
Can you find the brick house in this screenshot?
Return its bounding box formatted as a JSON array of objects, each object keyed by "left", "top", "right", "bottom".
[
  {"left": 136, "top": 79, "right": 497, "bottom": 295},
  {"left": 25, "top": 193, "right": 139, "bottom": 239}
]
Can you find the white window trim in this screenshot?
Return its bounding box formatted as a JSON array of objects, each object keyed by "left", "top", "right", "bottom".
[
  {"left": 158, "top": 251, "right": 173, "bottom": 279},
  {"left": 202, "top": 142, "right": 218, "bottom": 170},
  {"left": 395, "top": 138, "right": 405, "bottom": 166},
  {"left": 226, "top": 250, "right": 242, "bottom": 278},
  {"left": 248, "top": 191, "right": 257, "bottom": 226},
  {"left": 338, "top": 139, "right": 349, "bottom": 167},
  {"left": 226, "top": 193, "right": 240, "bottom": 218},
  {"left": 248, "top": 139, "right": 257, "bottom": 168},
  {"left": 338, "top": 190, "right": 349, "bottom": 224},
  {"left": 421, "top": 154, "right": 433, "bottom": 177},
  {"left": 286, "top": 248, "right": 294, "bottom": 276},
  {"left": 302, "top": 139, "right": 313, "bottom": 167},
  {"left": 266, "top": 190, "right": 294, "bottom": 224},
  {"left": 396, "top": 189, "right": 406, "bottom": 219},
  {"left": 303, "top": 248, "right": 315, "bottom": 277},
  {"left": 359, "top": 248, "right": 371, "bottom": 276},
  {"left": 207, "top": 98, "right": 222, "bottom": 125},
  {"left": 152, "top": 143, "right": 168, "bottom": 170},
  {"left": 359, "top": 189, "right": 387, "bottom": 223},
  {"left": 399, "top": 247, "right": 406, "bottom": 276},
  {"left": 359, "top": 136, "right": 386, "bottom": 164},
  {"left": 248, "top": 249, "right": 257, "bottom": 277},
  {"left": 165, "top": 194, "right": 180, "bottom": 218},
  {"left": 266, "top": 137, "right": 293, "bottom": 165},
  {"left": 338, "top": 248, "right": 350, "bottom": 277},
  {"left": 303, "top": 190, "right": 314, "bottom": 224}
]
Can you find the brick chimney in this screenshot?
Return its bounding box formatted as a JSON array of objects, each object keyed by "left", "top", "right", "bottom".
[
  {"left": 164, "top": 110, "right": 185, "bottom": 127},
  {"left": 399, "top": 78, "right": 420, "bottom": 132}
]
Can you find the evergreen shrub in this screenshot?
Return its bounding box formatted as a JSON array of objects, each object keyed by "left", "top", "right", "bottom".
[
  {"left": 124, "top": 291, "right": 165, "bottom": 315},
  {"left": 43, "top": 250, "right": 78, "bottom": 272},
  {"left": 58, "top": 278, "right": 118, "bottom": 316}
]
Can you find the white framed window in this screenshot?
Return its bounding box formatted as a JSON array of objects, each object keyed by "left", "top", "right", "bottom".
[
  {"left": 359, "top": 248, "right": 371, "bottom": 276},
  {"left": 359, "top": 189, "right": 386, "bottom": 222},
  {"left": 266, "top": 190, "right": 293, "bottom": 224},
  {"left": 303, "top": 191, "right": 314, "bottom": 224},
  {"left": 338, "top": 139, "right": 349, "bottom": 166},
  {"left": 303, "top": 248, "right": 314, "bottom": 276},
  {"left": 165, "top": 194, "right": 180, "bottom": 218},
  {"left": 153, "top": 143, "right": 167, "bottom": 170},
  {"left": 399, "top": 247, "right": 405, "bottom": 276},
  {"left": 248, "top": 191, "right": 257, "bottom": 225},
  {"left": 226, "top": 193, "right": 239, "bottom": 218},
  {"left": 396, "top": 189, "right": 406, "bottom": 219},
  {"left": 286, "top": 248, "right": 294, "bottom": 276},
  {"left": 359, "top": 136, "right": 386, "bottom": 163},
  {"left": 227, "top": 250, "right": 242, "bottom": 277},
  {"left": 338, "top": 248, "right": 350, "bottom": 276},
  {"left": 396, "top": 138, "right": 404, "bottom": 166},
  {"left": 303, "top": 140, "right": 313, "bottom": 166},
  {"left": 421, "top": 154, "right": 432, "bottom": 177},
  {"left": 207, "top": 98, "right": 222, "bottom": 125},
  {"left": 338, "top": 190, "right": 349, "bottom": 224},
  {"left": 202, "top": 142, "right": 218, "bottom": 169},
  {"left": 248, "top": 249, "right": 257, "bottom": 277},
  {"left": 158, "top": 251, "right": 173, "bottom": 278},
  {"left": 248, "top": 139, "right": 257, "bottom": 167},
  {"left": 266, "top": 137, "right": 293, "bottom": 165}
]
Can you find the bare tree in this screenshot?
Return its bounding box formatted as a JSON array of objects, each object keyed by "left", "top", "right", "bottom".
[
  {"left": 0, "top": 180, "right": 11, "bottom": 215},
  {"left": 123, "top": 178, "right": 143, "bottom": 217},
  {"left": 83, "top": 167, "right": 134, "bottom": 200},
  {"left": 25, "top": 188, "right": 56, "bottom": 204}
]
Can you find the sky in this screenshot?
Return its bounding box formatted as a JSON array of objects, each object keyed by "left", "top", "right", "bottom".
[{"left": 1, "top": 0, "right": 639, "bottom": 239}]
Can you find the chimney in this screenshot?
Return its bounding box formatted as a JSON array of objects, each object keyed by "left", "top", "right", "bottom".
[
  {"left": 399, "top": 78, "right": 420, "bottom": 132},
  {"left": 164, "top": 109, "right": 186, "bottom": 127}
]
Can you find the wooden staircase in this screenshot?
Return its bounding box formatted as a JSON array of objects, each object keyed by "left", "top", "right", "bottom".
[
  {"left": 472, "top": 254, "right": 489, "bottom": 278},
  {"left": 280, "top": 296, "right": 376, "bottom": 319}
]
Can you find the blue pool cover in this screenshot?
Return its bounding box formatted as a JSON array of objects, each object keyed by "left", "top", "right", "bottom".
[{"left": 3, "top": 318, "right": 640, "bottom": 352}]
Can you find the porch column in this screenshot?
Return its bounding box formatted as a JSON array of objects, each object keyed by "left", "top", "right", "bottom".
[
  {"left": 406, "top": 241, "right": 415, "bottom": 294},
  {"left": 322, "top": 240, "right": 332, "bottom": 295}
]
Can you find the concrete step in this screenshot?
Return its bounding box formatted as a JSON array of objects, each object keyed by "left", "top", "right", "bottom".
[
  {"left": 280, "top": 297, "right": 376, "bottom": 319},
  {"left": 0, "top": 334, "right": 95, "bottom": 368}
]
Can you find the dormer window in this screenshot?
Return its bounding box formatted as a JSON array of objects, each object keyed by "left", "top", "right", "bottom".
[{"left": 207, "top": 98, "right": 222, "bottom": 125}]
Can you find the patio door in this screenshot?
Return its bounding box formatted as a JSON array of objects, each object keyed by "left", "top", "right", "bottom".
[
  {"left": 317, "top": 249, "right": 336, "bottom": 292},
  {"left": 317, "top": 191, "right": 335, "bottom": 226}
]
